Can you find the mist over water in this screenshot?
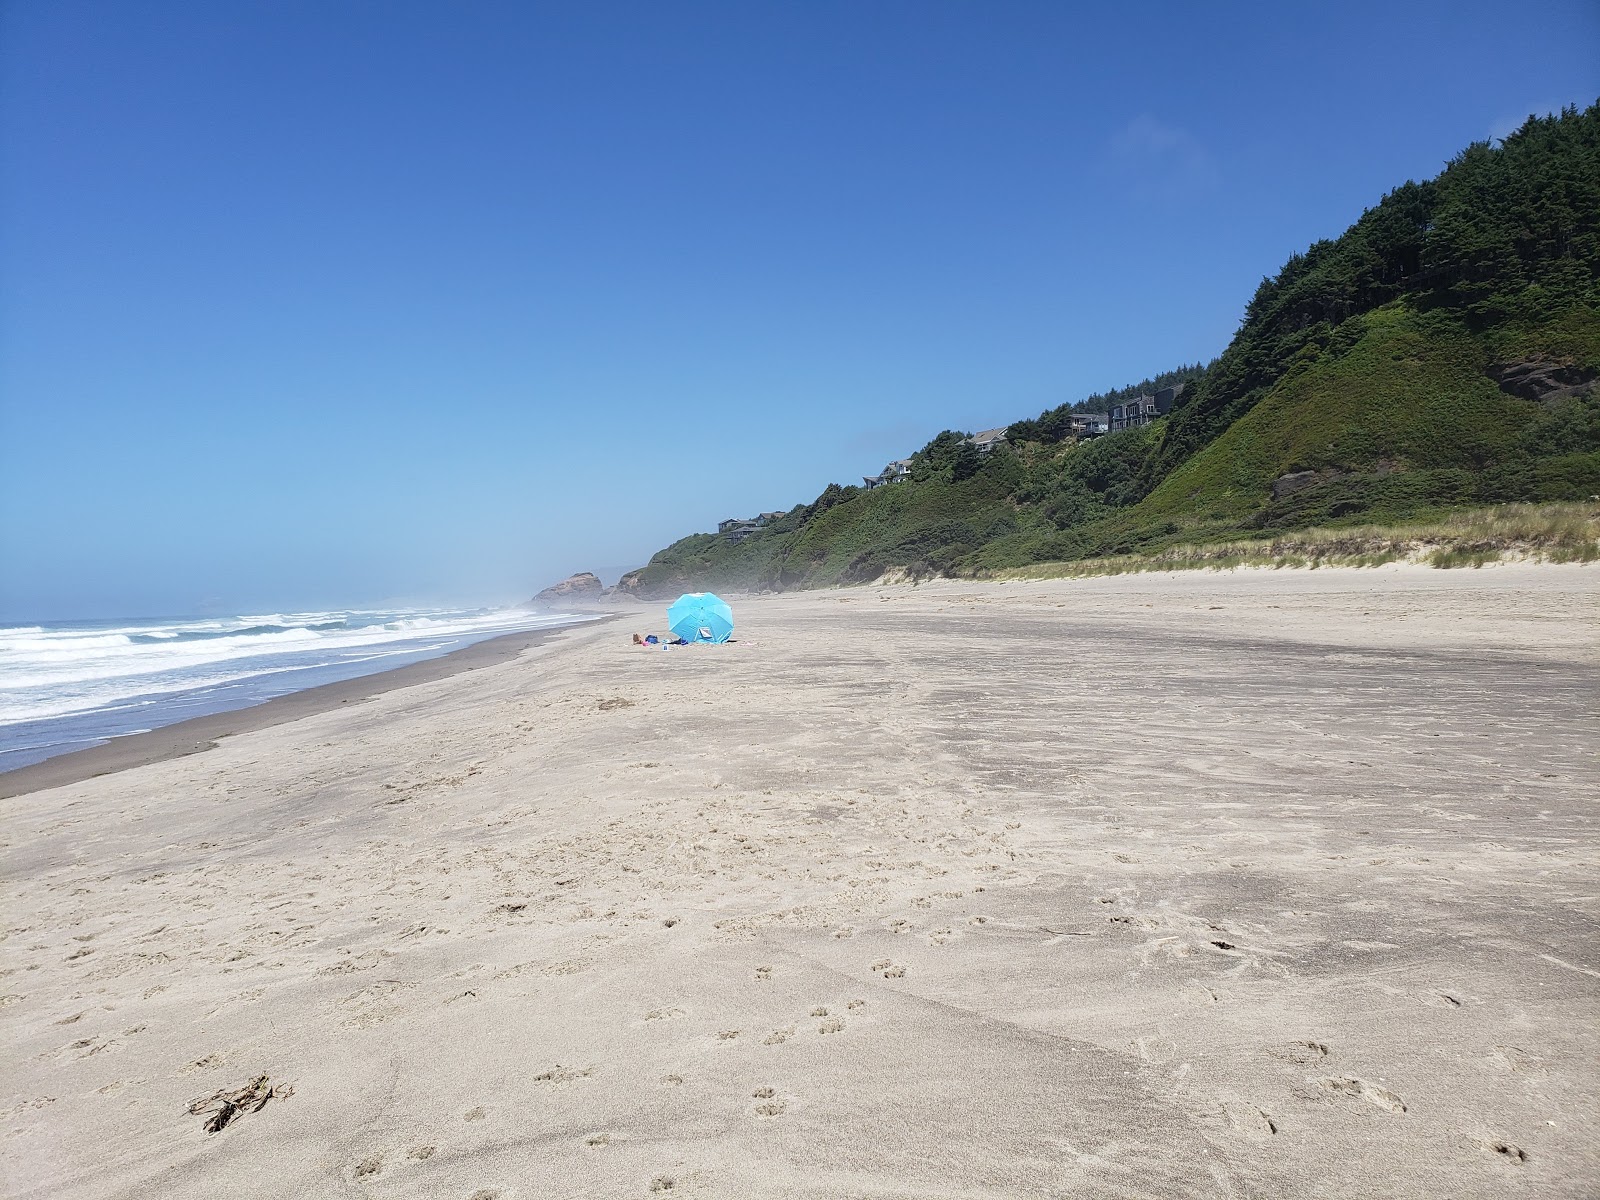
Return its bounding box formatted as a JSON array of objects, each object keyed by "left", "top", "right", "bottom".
[{"left": 0, "top": 607, "right": 594, "bottom": 771}]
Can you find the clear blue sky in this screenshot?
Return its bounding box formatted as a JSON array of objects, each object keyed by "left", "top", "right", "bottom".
[{"left": 3, "top": 1, "right": 1596, "bottom": 618}]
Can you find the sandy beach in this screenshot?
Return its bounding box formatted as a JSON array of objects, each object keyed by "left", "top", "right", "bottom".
[{"left": 2, "top": 564, "right": 1596, "bottom": 1199}]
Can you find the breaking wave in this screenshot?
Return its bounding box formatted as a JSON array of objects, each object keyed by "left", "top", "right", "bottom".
[{"left": 0, "top": 605, "right": 596, "bottom": 767}]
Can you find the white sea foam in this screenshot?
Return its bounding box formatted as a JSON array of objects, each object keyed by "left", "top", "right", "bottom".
[
  {"left": 0, "top": 607, "right": 589, "bottom": 728},
  {"left": 0, "top": 633, "right": 137, "bottom": 654}
]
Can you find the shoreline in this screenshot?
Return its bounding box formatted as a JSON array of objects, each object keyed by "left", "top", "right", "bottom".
[{"left": 0, "top": 618, "right": 612, "bottom": 800}]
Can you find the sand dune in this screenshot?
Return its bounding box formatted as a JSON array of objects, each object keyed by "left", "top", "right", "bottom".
[{"left": 2, "top": 564, "right": 1596, "bottom": 1198}]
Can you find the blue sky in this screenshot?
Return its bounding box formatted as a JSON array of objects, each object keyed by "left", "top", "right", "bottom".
[{"left": 2, "top": 1, "right": 1596, "bottom": 618}]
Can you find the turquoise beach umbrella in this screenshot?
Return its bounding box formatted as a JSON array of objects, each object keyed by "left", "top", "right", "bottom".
[{"left": 667, "top": 592, "right": 734, "bottom": 644}]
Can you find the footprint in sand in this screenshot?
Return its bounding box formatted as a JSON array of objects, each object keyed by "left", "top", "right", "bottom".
[
  {"left": 762, "top": 1027, "right": 795, "bottom": 1045},
  {"left": 532, "top": 1065, "right": 593, "bottom": 1085},
  {"left": 754, "top": 966, "right": 772, "bottom": 982},
  {"left": 818, "top": 1018, "right": 845, "bottom": 1035},
  {"left": 542, "top": 959, "right": 590, "bottom": 977},
  {"left": 752, "top": 1087, "right": 786, "bottom": 1118},
  {"left": 1221, "top": 1099, "right": 1278, "bottom": 1138},
  {"left": 1270, "top": 1040, "right": 1329, "bottom": 1065},
  {"left": 1491, "top": 1045, "right": 1541, "bottom": 1074},
  {"left": 1482, "top": 1139, "right": 1530, "bottom": 1164},
  {"left": 870, "top": 959, "right": 906, "bottom": 979},
  {"left": 353, "top": 1155, "right": 383, "bottom": 1178},
  {"left": 1322, "top": 1077, "right": 1405, "bottom": 1113}
]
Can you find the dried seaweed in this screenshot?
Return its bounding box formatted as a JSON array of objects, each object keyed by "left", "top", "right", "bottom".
[{"left": 186, "top": 1074, "right": 293, "bottom": 1133}]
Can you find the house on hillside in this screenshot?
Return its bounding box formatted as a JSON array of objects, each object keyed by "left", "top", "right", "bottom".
[
  {"left": 1109, "top": 384, "right": 1184, "bottom": 431},
  {"left": 1109, "top": 395, "right": 1155, "bottom": 430},
  {"left": 717, "top": 511, "right": 788, "bottom": 542},
  {"left": 1072, "top": 413, "right": 1109, "bottom": 437},
  {"left": 966, "top": 426, "right": 1011, "bottom": 454},
  {"left": 863, "top": 459, "right": 914, "bottom": 489}
]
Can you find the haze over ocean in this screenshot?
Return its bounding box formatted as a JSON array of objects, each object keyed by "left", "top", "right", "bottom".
[{"left": 3, "top": 1, "right": 1598, "bottom": 621}]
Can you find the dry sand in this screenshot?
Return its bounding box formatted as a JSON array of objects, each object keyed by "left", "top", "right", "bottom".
[{"left": 2, "top": 564, "right": 1596, "bottom": 1199}]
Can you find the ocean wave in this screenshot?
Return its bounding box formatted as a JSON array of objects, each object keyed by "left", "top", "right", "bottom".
[
  {"left": 0, "top": 608, "right": 590, "bottom": 728},
  {"left": 0, "top": 665, "right": 306, "bottom": 724},
  {"left": 128, "top": 623, "right": 335, "bottom": 645},
  {"left": 0, "top": 633, "right": 136, "bottom": 653}
]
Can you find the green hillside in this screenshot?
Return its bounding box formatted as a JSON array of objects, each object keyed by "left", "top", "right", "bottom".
[{"left": 624, "top": 104, "right": 1600, "bottom": 597}]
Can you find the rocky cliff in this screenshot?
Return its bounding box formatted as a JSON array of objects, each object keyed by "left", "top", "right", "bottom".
[{"left": 525, "top": 572, "right": 605, "bottom": 608}]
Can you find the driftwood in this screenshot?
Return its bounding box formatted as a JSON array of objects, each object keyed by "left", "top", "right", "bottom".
[{"left": 186, "top": 1074, "right": 292, "bottom": 1133}]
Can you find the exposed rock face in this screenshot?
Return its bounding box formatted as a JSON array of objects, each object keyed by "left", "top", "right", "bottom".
[
  {"left": 526, "top": 572, "right": 605, "bottom": 608},
  {"left": 1270, "top": 470, "right": 1321, "bottom": 501},
  {"left": 611, "top": 569, "right": 647, "bottom": 596},
  {"left": 1270, "top": 461, "right": 1400, "bottom": 503},
  {"left": 1489, "top": 359, "right": 1598, "bottom": 404}
]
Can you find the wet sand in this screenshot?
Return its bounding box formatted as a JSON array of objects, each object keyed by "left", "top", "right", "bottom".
[
  {"left": 1, "top": 565, "right": 1596, "bottom": 1198},
  {"left": 0, "top": 623, "right": 610, "bottom": 801}
]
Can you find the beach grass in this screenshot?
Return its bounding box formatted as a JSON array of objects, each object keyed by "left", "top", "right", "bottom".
[{"left": 993, "top": 501, "right": 1600, "bottom": 580}]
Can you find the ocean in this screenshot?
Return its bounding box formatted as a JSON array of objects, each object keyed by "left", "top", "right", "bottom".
[{"left": 0, "top": 606, "right": 596, "bottom": 772}]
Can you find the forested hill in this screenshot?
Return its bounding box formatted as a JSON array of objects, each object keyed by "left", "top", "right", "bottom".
[{"left": 622, "top": 104, "right": 1600, "bottom": 597}]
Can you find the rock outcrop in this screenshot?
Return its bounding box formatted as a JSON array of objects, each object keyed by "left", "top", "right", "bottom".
[
  {"left": 1489, "top": 358, "right": 1598, "bottom": 404},
  {"left": 526, "top": 572, "right": 605, "bottom": 609},
  {"left": 611, "top": 569, "right": 647, "bottom": 596}
]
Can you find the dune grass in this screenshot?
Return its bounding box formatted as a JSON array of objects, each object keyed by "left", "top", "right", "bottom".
[{"left": 994, "top": 502, "right": 1600, "bottom": 580}]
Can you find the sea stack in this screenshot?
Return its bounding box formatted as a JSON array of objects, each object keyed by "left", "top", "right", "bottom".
[{"left": 526, "top": 571, "right": 605, "bottom": 608}]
